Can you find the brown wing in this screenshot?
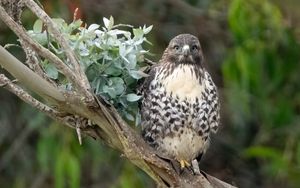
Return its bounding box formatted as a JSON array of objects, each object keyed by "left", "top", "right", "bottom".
[{"left": 139, "top": 64, "right": 161, "bottom": 147}]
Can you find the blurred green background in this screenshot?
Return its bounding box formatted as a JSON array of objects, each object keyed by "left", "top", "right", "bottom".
[{"left": 1, "top": 0, "right": 300, "bottom": 187}]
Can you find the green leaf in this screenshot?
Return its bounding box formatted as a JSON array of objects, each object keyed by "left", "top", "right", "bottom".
[
  {"left": 88, "top": 24, "right": 100, "bottom": 31},
  {"left": 28, "top": 31, "right": 48, "bottom": 45},
  {"left": 115, "top": 84, "right": 125, "bottom": 95},
  {"left": 33, "top": 19, "right": 43, "bottom": 33},
  {"left": 110, "top": 77, "right": 125, "bottom": 95},
  {"left": 129, "top": 70, "right": 149, "bottom": 79},
  {"left": 108, "top": 29, "right": 131, "bottom": 38},
  {"left": 70, "top": 19, "right": 83, "bottom": 30},
  {"left": 108, "top": 16, "right": 114, "bottom": 30},
  {"left": 127, "top": 54, "right": 137, "bottom": 69},
  {"left": 125, "top": 112, "right": 135, "bottom": 121},
  {"left": 119, "top": 43, "right": 126, "bottom": 57},
  {"left": 52, "top": 18, "right": 65, "bottom": 27},
  {"left": 103, "top": 85, "right": 117, "bottom": 98},
  {"left": 103, "top": 17, "right": 114, "bottom": 30},
  {"left": 126, "top": 93, "right": 141, "bottom": 102},
  {"left": 110, "top": 77, "right": 124, "bottom": 84},
  {"left": 143, "top": 25, "right": 153, "bottom": 34},
  {"left": 105, "top": 65, "right": 122, "bottom": 76},
  {"left": 45, "top": 63, "right": 59, "bottom": 79},
  {"left": 133, "top": 28, "right": 144, "bottom": 38},
  {"left": 78, "top": 45, "right": 90, "bottom": 56}
]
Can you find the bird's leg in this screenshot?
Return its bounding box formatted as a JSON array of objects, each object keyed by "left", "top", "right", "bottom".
[
  {"left": 154, "top": 153, "right": 182, "bottom": 174},
  {"left": 192, "top": 159, "right": 201, "bottom": 175},
  {"left": 170, "top": 159, "right": 181, "bottom": 174}
]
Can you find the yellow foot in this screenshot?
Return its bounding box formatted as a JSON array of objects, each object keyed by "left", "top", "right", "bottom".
[{"left": 179, "top": 159, "right": 190, "bottom": 169}]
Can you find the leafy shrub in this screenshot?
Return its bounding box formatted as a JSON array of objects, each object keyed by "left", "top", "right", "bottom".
[{"left": 27, "top": 16, "right": 153, "bottom": 123}]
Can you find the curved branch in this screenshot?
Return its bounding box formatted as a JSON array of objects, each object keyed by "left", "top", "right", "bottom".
[{"left": 0, "top": 45, "right": 64, "bottom": 102}]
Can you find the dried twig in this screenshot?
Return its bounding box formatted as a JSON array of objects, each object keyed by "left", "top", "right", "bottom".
[{"left": 0, "top": 74, "right": 73, "bottom": 127}]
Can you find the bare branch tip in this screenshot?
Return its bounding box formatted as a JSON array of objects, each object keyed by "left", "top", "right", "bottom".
[{"left": 76, "top": 119, "right": 83, "bottom": 145}]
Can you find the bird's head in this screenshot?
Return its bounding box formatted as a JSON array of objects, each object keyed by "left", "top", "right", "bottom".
[{"left": 162, "top": 34, "right": 204, "bottom": 65}]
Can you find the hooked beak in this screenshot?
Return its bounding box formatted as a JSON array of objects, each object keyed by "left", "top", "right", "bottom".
[{"left": 182, "top": 45, "right": 190, "bottom": 57}]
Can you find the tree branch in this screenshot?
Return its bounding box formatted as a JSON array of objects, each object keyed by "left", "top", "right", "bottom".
[
  {"left": 20, "top": 40, "right": 55, "bottom": 84},
  {"left": 0, "top": 74, "right": 75, "bottom": 129},
  {"left": 0, "top": 45, "right": 64, "bottom": 102}
]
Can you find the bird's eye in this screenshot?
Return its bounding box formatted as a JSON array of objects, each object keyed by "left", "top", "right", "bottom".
[
  {"left": 173, "top": 45, "right": 179, "bottom": 50},
  {"left": 192, "top": 45, "right": 198, "bottom": 51}
]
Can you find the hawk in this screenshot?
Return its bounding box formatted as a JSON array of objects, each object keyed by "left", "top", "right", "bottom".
[{"left": 140, "top": 34, "right": 220, "bottom": 173}]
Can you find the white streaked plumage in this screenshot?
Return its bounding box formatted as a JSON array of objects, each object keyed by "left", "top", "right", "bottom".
[{"left": 140, "top": 34, "right": 220, "bottom": 170}]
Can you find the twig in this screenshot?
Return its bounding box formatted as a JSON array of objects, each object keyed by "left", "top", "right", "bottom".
[
  {"left": 0, "top": 74, "right": 100, "bottom": 143},
  {"left": 75, "top": 115, "right": 83, "bottom": 145},
  {"left": 4, "top": 44, "right": 21, "bottom": 49},
  {"left": 0, "top": 74, "right": 74, "bottom": 128},
  {"left": 4, "top": 40, "right": 46, "bottom": 78},
  {"left": 20, "top": 40, "right": 55, "bottom": 84},
  {"left": 23, "top": 0, "right": 93, "bottom": 101},
  {"left": 0, "top": 74, "right": 56, "bottom": 117},
  {"left": 144, "top": 58, "right": 157, "bottom": 65}
]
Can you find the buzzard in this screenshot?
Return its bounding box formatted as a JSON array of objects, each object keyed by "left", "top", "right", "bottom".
[{"left": 140, "top": 34, "right": 220, "bottom": 173}]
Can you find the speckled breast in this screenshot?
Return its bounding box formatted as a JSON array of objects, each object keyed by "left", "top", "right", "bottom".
[{"left": 147, "top": 64, "right": 211, "bottom": 161}]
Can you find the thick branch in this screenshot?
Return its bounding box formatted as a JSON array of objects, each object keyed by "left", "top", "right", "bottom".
[
  {"left": 0, "top": 74, "right": 76, "bottom": 127},
  {"left": 0, "top": 45, "right": 64, "bottom": 102},
  {"left": 0, "top": 44, "right": 122, "bottom": 151}
]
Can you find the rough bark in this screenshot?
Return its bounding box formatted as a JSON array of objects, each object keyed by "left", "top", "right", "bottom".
[{"left": 0, "top": 1, "right": 237, "bottom": 187}]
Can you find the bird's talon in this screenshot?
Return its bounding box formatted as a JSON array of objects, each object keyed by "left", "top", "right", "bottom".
[
  {"left": 180, "top": 160, "right": 185, "bottom": 169},
  {"left": 179, "top": 159, "right": 190, "bottom": 169}
]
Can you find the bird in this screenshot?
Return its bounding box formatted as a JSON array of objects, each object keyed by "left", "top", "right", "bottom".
[{"left": 140, "top": 34, "right": 220, "bottom": 174}]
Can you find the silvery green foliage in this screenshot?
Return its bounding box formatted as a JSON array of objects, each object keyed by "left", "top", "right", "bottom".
[{"left": 27, "top": 16, "right": 153, "bottom": 124}]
